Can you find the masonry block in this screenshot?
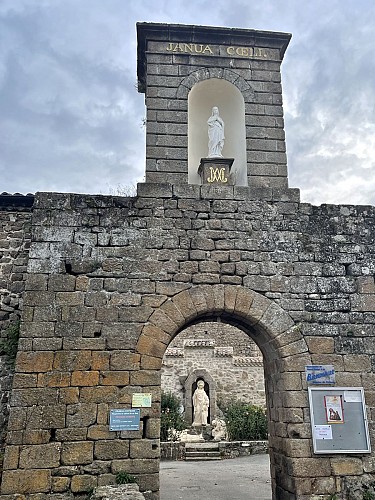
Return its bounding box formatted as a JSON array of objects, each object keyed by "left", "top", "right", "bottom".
[{"left": 61, "top": 442, "right": 93, "bottom": 465}]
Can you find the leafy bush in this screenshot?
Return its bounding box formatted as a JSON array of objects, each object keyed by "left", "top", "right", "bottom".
[
  {"left": 161, "top": 391, "right": 186, "bottom": 441},
  {"left": 0, "top": 321, "right": 20, "bottom": 365},
  {"left": 116, "top": 471, "right": 137, "bottom": 484},
  {"left": 221, "top": 401, "right": 268, "bottom": 441}
]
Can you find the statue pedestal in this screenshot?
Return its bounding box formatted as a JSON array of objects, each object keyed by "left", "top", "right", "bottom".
[
  {"left": 179, "top": 425, "right": 213, "bottom": 442},
  {"left": 198, "top": 158, "right": 234, "bottom": 185}
]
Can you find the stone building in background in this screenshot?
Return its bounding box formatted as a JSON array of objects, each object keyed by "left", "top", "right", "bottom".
[
  {"left": 0, "top": 22, "right": 375, "bottom": 500},
  {"left": 162, "top": 322, "right": 265, "bottom": 425}
]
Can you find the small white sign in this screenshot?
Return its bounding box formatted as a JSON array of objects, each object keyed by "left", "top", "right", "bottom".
[
  {"left": 314, "top": 425, "right": 333, "bottom": 440},
  {"left": 344, "top": 391, "right": 362, "bottom": 403}
]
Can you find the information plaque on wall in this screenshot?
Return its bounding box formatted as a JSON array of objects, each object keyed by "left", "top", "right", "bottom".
[
  {"left": 308, "top": 387, "right": 371, "bottom": 454},
  {"left": 132, "top": 393, "right": 152, "bottom": 408},
  {"left": 109, "top": 409, "right": 140, "bottom": 431}
]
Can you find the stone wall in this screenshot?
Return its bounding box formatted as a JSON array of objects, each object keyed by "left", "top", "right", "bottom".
[
  {"left": 0, "top": 195, "right": 33, "bottom": 451},
  {"left": 1, "top": 189, "right": 375, "bottom": 499}
]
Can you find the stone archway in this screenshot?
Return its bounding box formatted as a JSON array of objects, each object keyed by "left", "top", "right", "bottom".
[{"left": 136, "top": 284, "right": 311, "bottom": 499}]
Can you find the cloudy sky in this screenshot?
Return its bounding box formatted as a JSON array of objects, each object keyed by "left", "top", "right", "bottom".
[{"left": 1, "top": 0, "right": 375, "bottom": 206}]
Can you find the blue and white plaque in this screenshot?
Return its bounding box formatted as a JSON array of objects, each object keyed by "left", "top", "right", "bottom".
[
  {"left": 109, "top": 409, "right": 141, "bottom": 431},
  {"left": 305, "top": 365, "right": 335, "bottom": 385}
]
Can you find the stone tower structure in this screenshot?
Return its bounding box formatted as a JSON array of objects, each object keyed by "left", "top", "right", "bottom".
[{"left": 1, "top": 22, "right": 375, "bottom": 500}]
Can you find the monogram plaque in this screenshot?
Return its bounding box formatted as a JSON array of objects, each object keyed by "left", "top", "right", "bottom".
[{"left": 198, "top": 158, "right": 234, "bottom": 185}]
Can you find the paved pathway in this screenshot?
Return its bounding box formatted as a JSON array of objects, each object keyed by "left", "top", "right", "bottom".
[{"left": 160, "top": 454, "right": 272, "bottom": 500}]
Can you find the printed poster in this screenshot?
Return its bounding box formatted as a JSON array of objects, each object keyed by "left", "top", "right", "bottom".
[{"left": 325, "top": 395, "right": 344, "bottom": 424}]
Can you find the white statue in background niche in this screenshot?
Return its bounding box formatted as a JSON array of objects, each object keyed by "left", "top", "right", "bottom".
[
  {"left": 207, "top": 106, "right": 225, "bottom": 158},
  {"left": 192, "top": 379, "right": 209, "bottom": 426}
]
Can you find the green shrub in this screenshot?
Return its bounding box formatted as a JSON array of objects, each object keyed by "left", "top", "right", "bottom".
[
  {"left": 116, "top": 471, "right": 137, "bottom": 484},
  {"left": 161, "top": 391, "right": 186, "bottom": 441},
  {"left": 221, "top": 401, "right": 268, "bottom": 441},
  {"left": 0, "top": 321, "right": 20, "bottom": 365}
]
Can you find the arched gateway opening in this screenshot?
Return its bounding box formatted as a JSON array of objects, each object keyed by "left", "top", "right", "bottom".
[{"left": 136, "top": 285, "right": 311, "bottom": 499}]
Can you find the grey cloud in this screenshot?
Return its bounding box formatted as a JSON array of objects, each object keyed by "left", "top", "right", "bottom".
[{"left": 1, "top": 0, "right": 375, "bottom": 205}]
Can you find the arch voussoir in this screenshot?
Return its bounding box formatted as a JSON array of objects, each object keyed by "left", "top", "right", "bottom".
[
  {"left": 148, "top": 309, "right": 178, "bottom": 335},
  {"left": 257, "top": 301, "right": 295, "bottom": 336},
  {"left": 170, "top": 289, "right": 197, "bottom": 322},
  {"left": 177, "top": 67, "right": 255, "bottom": 99},
  {"left": 223, "top": 285, "right": 238, "bottom": 313},
  {"left": 234, "top": 287, "right": 256, "bottom": 318},
  {"left": 247, "top": 293, "right": 273, "bottom": 326},
  {"left": 159, "top": 299, "right": 186, "bottom": 327},
  {"left": 211, "top": 284, "right": 225, "bottom": 311},
  {"left": 188, "top": 287, "right": 208, "bottom": 315}
]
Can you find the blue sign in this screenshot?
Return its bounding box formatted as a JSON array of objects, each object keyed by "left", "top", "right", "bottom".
[
  {"left": 110, "top": 409, "right": 140, "bottom": 431},
  {"left": 305, "top": 365, "right": 335, "bottom": 385}
]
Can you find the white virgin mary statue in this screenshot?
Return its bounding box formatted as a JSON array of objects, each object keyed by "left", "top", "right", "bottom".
[{"left": 207, "top": 106, "right": 225, "bottom": 158}]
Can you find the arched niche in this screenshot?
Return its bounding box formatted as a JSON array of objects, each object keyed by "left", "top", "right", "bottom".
[{"left": 188, "top": 78, "right": 247, "bottom": 186}]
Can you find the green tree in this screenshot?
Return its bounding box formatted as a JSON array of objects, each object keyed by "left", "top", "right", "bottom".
[{"left": 160, "top": 391, "right": 186, "bottom": 441}]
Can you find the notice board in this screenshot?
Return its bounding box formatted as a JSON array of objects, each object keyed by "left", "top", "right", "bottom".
[{"left": 308, "top": 387, "right": 371, "bottom": 454}]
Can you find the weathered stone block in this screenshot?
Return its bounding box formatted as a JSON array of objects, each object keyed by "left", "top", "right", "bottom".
[
  {"left": 344, "top": 354, "right": 371, "bottom": 372},
  {"left": 66, "top": 403, "right": 97, "bottom": 428},
  {"left": 11, "top": 388, "right": 58, "bottom": 406},
  {"left": 110, "top": 352, "right": 140, "bottom": 371},
  {"left": 94, "top": 440, "right": 129, "bottom": 460},
  {"left": 3, "top": 445, "right": 20, "bottom": 470},
  {"left": 26, "top": 405, "right": 65, "bottom": 429},
  {"left": 137, "top": 335, "right": 166, "bottom": 359},
  {"left": 80, "top": 386, "right": 119, "bottom": 403},
  {"left": 141, "top": 324, "right": 170, "bottom": 345},
  {"left": 70, "top": 474, "right": 97, "bottom": 493},
  {"left": 19, "top": 443, "right": 61, "bottom": 469},
  {"left": 91, "top": 351, "right": 110, "bottom": 371},
  {"left": 17, "top": 352, "right": 54, "bottom": 373},
  {"left": 48, "top": 275, "right": 76, "bottom": 292},
  {"left": 51, "top": 476, "right": 70, "bottom": 493},
  {"left": 130, "top": 370, "right": 161, "bottom": 386},
  {"left": 12, "top": 373, "right": 37, "bottom": 389},
  {"left": 37, "top": 372, "right": 70, "bottom": 388},
  {"left": 136, "top": 473, "right": 160, "bottom": 493},
  {"left": 87, "top": 425, "right": 112, "bottom": 440},
  {"left": 58, "top": 387, "right": 79, "bottom": 404},
  {"left": 331, "top": 457, "right": 363, "bottom": 476},
  {"left": 100, "top": 371, "right": 130, "bottom": 386},
  {"left": 111, "top": 458, "right": 159, "bottom": 475},
  {"left": 53, "top": 351, "right": 91, "bottom": 371},
  {"left": 55, "top": 428, "right": 87, "bottom": 442},
  {"left": 61, "top": 442, "right": 93, "bottom": 465},
  {"left": 129, "top": 439, "right": 160, "bottom": 460},
  {"left": 1, "top": 469, "right": 51, "bottom": 494},
  {"left": 71, "top": 371, "right": 99, "bottom": 386},
  {"left": 306, "top": 337, "right": 334, "bottom": 354},
  {"left": 141, "top": 355, "right": 163, "bottom": 370},
  {"left": 288, "top": 458, "right": 331, "bottom": 477}
]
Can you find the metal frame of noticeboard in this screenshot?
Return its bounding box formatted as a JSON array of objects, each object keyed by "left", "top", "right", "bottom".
[{"left": 308, "top": 387, "right": 371, "bottom": 454}]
